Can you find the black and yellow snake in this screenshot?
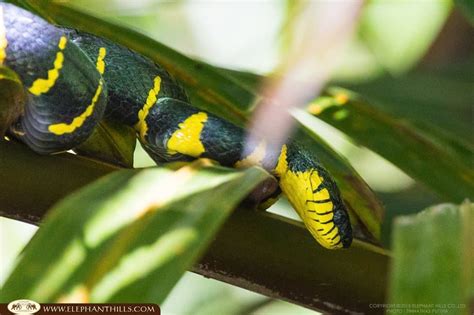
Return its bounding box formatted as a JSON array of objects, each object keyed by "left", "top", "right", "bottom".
[{"left": 0, "top": 2, "right": 352, "bottom": 249}]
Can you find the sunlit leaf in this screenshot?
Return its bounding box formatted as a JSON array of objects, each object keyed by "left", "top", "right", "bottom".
[{"left": 1, "top": 161, "right": 269, "bottom": 302}]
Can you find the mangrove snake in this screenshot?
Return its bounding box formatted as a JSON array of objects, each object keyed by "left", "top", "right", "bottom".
[{"left": 0, "top": 3, "right": 352, "bottom": 249}]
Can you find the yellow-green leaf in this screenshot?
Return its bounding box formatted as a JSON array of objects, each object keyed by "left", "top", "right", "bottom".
[{"left": 1, "top": 161, "right": 269, "bottom": 302}]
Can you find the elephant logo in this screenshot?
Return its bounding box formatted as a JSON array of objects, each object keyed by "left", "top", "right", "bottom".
[{"left": 7, "top": 299, "right": 41, "bottom": 314}]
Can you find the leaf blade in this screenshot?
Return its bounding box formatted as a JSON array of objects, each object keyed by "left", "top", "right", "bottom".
[
  {"left": 389, "top": 202, "right": 473, "bottom": 311},
  {"left": 307, "top": 87, "right": 474, "bottom": 202},
  {"left": 1, "top": 162, "right": 269, "bottom": 302}
]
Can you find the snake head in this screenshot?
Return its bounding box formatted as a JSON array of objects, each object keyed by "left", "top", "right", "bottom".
[{"left": 274, "top": 144, "right": 353, "bottom": 249}]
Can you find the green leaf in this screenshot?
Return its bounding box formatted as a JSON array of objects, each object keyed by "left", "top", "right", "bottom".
[
  {"left": 21, "top": 1, "right": 384, "bottom": 241},
  {"left": 389, "top": 202, "right": 473, "bottom": 312},
  {"left": 308, "top": 87, "right": 474, "bottom": 203},
  {"left": 75, "top": 119, "right": 136, "bottom": 168},
  {"left": 1, "top": 161, "right": 269, "bottom": 302},
  {"left": 345, "top": 66, "right": 474, "bottom": 143},
  {"left": 0, "top": 66, "right": 24, "bottom": 136}
]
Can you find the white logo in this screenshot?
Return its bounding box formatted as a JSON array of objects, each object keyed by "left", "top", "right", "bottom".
[{"left": 7, "top": 299, "right": 41, "bottom": 314}]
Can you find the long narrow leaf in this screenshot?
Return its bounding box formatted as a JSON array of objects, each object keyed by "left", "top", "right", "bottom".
[
  {"left": 306, "top": 88, "right": 474, "bottom": 202},
  {"left": 1, "top": 162, "right": 269, "bottom": 302}
]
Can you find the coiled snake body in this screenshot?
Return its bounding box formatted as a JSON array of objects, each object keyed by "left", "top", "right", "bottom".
[{"left": 0, "top": 3, "right": 352, "bottom": 249}]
